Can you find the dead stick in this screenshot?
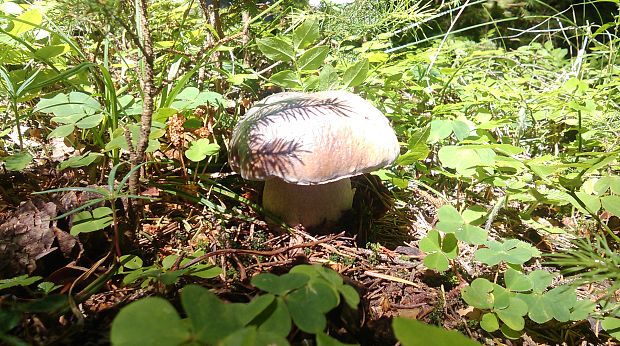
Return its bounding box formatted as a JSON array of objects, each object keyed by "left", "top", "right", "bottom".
[{"left": 180, "top": 233, "right": 343, "bottom": 269}]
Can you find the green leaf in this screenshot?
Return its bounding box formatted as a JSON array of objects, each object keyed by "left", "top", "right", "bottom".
[
  {"left": 3, "top": 152, "right": 33, "bottom": 171},
  {"left": 287, "top": 299, "right": 326, "bottom": 334},
  {"left": 37, "top": 92, "right": 101, "bottom": 118},
  {"left": 573, "top": 191, "right": 601, "bottom": 214},
  {"left": 425, "top": 252, "right": 451, "bottom": 272},
  {"left": 298, "top": 46, "right": 329, "bottom": 71},
  {"left": 269, "top": 70, "right": 302, "bottom": 89},
  {"left": 428, "top": 120, "right": 453, "bottom": 143},
  {"left": 256, "top": 37, "right": 295, "bottom": 62},
  {"left": 457, "top": 224, "right": 488, "bottom": 245},
  {"left": 474, "top": 239, "right": 540, "bottom": 266},
  {"left": 419, "top": 230, "right": 457, "bottom": 272},
  {"left": 316, "top": 332, "right": 358, "bottom": 346},
  {"left": 435, "top": 205, "right": 463, "bottom": 233},
  {"left": 0, "top": 275, "right": 42, "bottom": 290},
  {"left": 398, "top": 127, "right": 430, "bottom": 165},
  {"left": 293, "top": 18, "right": 319, "bottom": 49},
  {"left": 185, "top": 138, "right": 220, "bottom": 162},
  {"left": 601, "top": 195, "right": 620, "bottom": 217},
  {"left": 318, "top": 64, "right": 339, "bottom": 90},
  {"left": 570, "top": 299, "right": 595, "bottom": 321},
  {"left": 37, "top": 281, "right": 61, "bottom": 294},
  {"left": 120, "top": 255, "right": 143, "bottom": 270},
  {"left": 70, "top": 207, "right": 113, "bottom": 235},
  {"left": 451, "top": 120, "right": 471, "bottom": 141},
  {"left": 47, "top": 124, "right": 75, "bottom": 139},
  {"left": 9, "top": 9, "right": 42, "bottom": 36},
  {"left": 480, "top": 313, "right": 500, "bottom": 332},
  {"left": 392, "top": 318, "right": 481, "bottom": 346},
  {"left": 251, "top": 272, "right": 309, "bottom": 295},
  {"left": 110, "top": 297, "right": 190, "bottom": 346},
  {"left": 58, "top": 152, "right": 101, "bottom": 170},
  {"left": 461, "top": 278, "right": 494, "bottom": 310},
  {"left": 342, "top": 59, "right": 369, "bottom": 88},
  {"left": 544, "top": 286, "right": 575, "bottom": 322},
  {"left": 500, "top": 324, "right": 523, "bottom": 339},
  {"left": 219, "top": 326, "right": 289, "bottom": 346},
  {"left": 171, "top": 87, "right": 224, "bottom": 110},
  {"left": 286, "top": 279, "right": 339, "bottom": 333},
  {"left": 34, "top": 44, "right": 69, "bottom": 59},
  {"left": 504, "top": 268, "right": 532, "bottom": 292},
  {"left": 419, "top": 230, "right": 442, "bottom": 251},
  {"left": 232, "top": 294, "right": 276, "bottom": 326},
  {"left": 438, "top": 146, "right": 496, "bottom": 176},
  {"left": 187, "top": 264, "right": 222, "bottom": 279},
  {"left": 252, "top": 297, "right": 292, "bottom": 338},
  {"left": 602, "top": 317, "right": 620, "bottom": 340},
  {"left": 495, "top": 297, "right": 528, "bottom": 331},
  {"left": 528, "top": 270, "right": 553, "bottom": 293},
  {"left": 337, "top": 284, "right": 360, "bottom": 309},
  {"left": 181, "top": 285, "right": 242, "bottom": 344},
  {"left": 75, "top": 113, "right": 103, "bottom": 129}
]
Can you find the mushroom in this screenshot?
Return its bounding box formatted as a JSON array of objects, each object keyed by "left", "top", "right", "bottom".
[{"left": 228, "top": 90, "right": 400, "bottom": 228}]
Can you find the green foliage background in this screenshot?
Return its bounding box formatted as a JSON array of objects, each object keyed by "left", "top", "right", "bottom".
[{"left": 1, "top": 0, "right": 620, "bottom": 344}]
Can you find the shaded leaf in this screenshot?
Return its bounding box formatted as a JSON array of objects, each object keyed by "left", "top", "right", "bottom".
[{"left": 110, "top": 297, "right": 189, "bottom": 346}]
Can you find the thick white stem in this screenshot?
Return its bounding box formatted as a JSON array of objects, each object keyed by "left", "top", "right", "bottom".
[{"left": 262, "top": 177, "right": 355, "bottom": 228}]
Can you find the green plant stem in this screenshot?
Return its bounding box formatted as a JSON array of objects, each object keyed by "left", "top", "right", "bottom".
[
  {"left": 112, "top": 204, "right": 122, "bottom": 258},
  {"left": 11, "top": 100, "right": 23, "bottom": 150}
]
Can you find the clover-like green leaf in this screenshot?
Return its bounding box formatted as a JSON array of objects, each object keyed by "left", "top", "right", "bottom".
[
  {"left": 528, "top": 270, "right": 553, "bottom": 293},
  {"left": 47, "top": 123, "right": 75, "bottom": 139},
  {"left": 419, "top": 230, "right": 457, "bottom": 272},
  {"left": 427, "top": 119, "right": 453, "bottom": 144},
  {"left": 185, "top": 138, "right": 220, "bottom": 162},
  {"left": 570, "top": 299, "right": 596, "bottom": 321},
  {"left": 254, "top": 297, "right": 291, "bottom": 338},
  {"left": 251, "top": 272, "right": 309, "bottom": 295},
  {"left": 110, "top": 297, "right": 190, "bottom": 346},
  {"left": 458, "top": 224, "right": 488, "bottom": 245},
  {"left": 423, "top": 252, "right": 450, "bottom": 272},
  {"left": 435, "top": 205, "right": 488, "bottom": 245},
  {"left": 491, "top": 283, "right": 511, "bottom": 310},
  {"left": 462, "top": 278, "right": 494, "bottom": 310},
  {"left": 495, "top": 297, "right": 528, "bottom": 331},
  {"left": 232, "top": 294, "right": 276, "bottom": 326},
  {"left": 504, "top": 268, "right": 533, "bottom": 292},
  {"left": 181, "top": 285, "right": 243, "bottom": 344},
  {"left": 602, "top": 317, "right": 620, "bottom": 340},
  {"left": 392, "top": 318, "right": 481, "bottom": 346},
  {"left": 435, "top": 205, "right": 463, "bottom": 233},
  {"left": 602, "top": 195, "right": 620, "bottom": 217},
  {"left": 480, "top": 312, "right": 500, "bottom": 332},
  {"left": 474, "top": 239, "right": 540, "bottom": 266}
]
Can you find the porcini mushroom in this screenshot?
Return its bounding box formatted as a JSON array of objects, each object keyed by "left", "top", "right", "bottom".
[{"left": 228, "top": 90, "right": 400, "bottom": 228}]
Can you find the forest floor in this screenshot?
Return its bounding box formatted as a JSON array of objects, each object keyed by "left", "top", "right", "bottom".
[{"left": 0, "top": 167, "right": 608, "bottom": 345}]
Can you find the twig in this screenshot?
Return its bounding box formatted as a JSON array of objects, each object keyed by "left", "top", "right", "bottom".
[{"left": 180, "top": 233, "right": 343, "bottom": 269}]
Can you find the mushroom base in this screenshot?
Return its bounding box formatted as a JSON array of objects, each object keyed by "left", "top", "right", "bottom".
[{"left": 262, "top": 177, "right": 355, "bottom": 229}]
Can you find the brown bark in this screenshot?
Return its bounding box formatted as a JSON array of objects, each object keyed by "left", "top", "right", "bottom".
[
  {"left": 128, "top": 0, "right": 155, "bottom": 195},
  {"left": 198, "top": 0, "right": 225, "bottom": 91}
]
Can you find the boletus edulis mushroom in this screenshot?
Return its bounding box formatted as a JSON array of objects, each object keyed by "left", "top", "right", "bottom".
[{"left": 228, "top": 90, "right": 399, "bottom": 228}]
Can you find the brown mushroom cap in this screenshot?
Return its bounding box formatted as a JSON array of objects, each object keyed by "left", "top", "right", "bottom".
[{"left": 228, "top": 90, "right": 400, "bottom": 185}]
